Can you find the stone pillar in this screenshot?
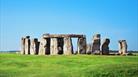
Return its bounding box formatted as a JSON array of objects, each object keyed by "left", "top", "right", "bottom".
[
  {"left": 50, "top": 38, "right": 59, "bottom": 55},
  {"left": 30, "top": 38, "right": 39, "bottom": 55},
  {"left": 118, "top": 41, "right": 122, "bottom": 54},
  {"left": 30, "top": 39, "right": 34, "bottom": 55},
  {"left": 77, "top": 36, "right": 86, "bottom": 54},
  {"left": 25, "top": 36, "right": 30, "bottom": 55},
  {"left": 86, "top": 44, "right": 92, "bottom": 54},
  {"left": 101, "top": 38, "right": 110, "bottom": 55},
  {"left": 38, "top": 37, "right": 47, "bottom": 55},
  {"left": 91, "top": 34, "right": 101, "bottom": 53},
  {"left": 21, "top": 37, "right": 25, "bottom": 54},
  {"left": 63, "top": 37, "right": 73, "bottom": 55},
  {"left": 57, "top": 38, "right": 64, "bottom": 54},
  {"left": 118, "top": 40, "right": 127, "bottom": 55}
]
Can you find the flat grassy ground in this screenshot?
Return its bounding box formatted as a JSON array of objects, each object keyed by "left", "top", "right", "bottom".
[{"left": 0, "top": 53, "right": 138, "bottom": 77}]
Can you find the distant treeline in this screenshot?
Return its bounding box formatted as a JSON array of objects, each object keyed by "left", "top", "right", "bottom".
[{"left": 0, "top": 50, "right": 20, "bottom": 53}]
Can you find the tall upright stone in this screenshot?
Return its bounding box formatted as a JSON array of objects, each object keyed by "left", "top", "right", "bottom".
[
  {"left": 118, "top": 40, "right": 127, "bottom": 55},
  {"left": 86, "top": 44, "right": 92, "bottom": 54},
  {"left": 30, "top": 38, "right": 39, "bottom": 55},
  {"left": 42, "top": 33, "right": 51, "bottom": 55},
  {"left": 25, "top": 36, "right": 30, "bottom": 55},
  {"left": 101, "top": 38, "right": 110, "bottom": 55},
  {"left": 77, "top": 36, "right": 86, "bottom": 54},
  {"left": 21, "top": 37, "right": 25, "bottom": 54},
  {"left": 38, "top": 37, "right": 47, "bottom": 55},
  {"left": 63, "top": 37, "right": 73, "bottom": 55},
  {"left": 50, "top": 38, "right": 59, "bottom": 55},
  {"left": 91, "top": 34, "right": 101, "bottom": 53}
]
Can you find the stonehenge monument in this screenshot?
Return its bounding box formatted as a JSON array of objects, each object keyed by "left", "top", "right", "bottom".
[
  {"left": 20, "top": 33, "right": 128, "bottom": 55},
  {"left": 118, "top": 40, "right": 127, "bottom": 55},
  {"left": 21, "top": 34, "right": 86, "bottom": 55},
  {"left": 101, "top": 38, "right": 110, "bottom": 55}
]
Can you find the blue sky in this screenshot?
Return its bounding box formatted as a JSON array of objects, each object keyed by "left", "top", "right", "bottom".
[{"left": 0, "top": 0, "right": 138, "bottom": 51}]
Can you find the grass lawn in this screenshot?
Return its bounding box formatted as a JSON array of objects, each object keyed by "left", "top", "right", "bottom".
[{"left": 0, "top": 53, "right": 138, "bottom": 77}]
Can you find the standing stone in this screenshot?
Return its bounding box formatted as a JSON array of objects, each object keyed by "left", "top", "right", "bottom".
[
  {"left": 91, "top": 34, "right": 101, "bottom": 53},
  {"left": 86, "top": 44, "right": 92, "bottom": 54},
  {"left": 42, "top": 34, "right": 51, "bottom": 55},
  {"left": 21, "top": 37, "right": 25, "bottom": 54},
  {"left": 101, "top": 38, "right": 110, "bottom": 55},
  {"left": 63, "top": 37, "right": 73, "bottom": 55},
  {"left": 50, "top": 38, "right": 59, "bottom": 55},
  {"left": 118, "top": 40, "right": 127, "bottom": 55},
  {"left": 25, "top": 36, "right": 30, "bottom": 55},
  {"left": 77, "top": 37, "right": 86, "bottom": 54},
  {"left": 57, "top": 38, "right": 64, "bottom": 54},
  {"left": 30, "top": 39, "right": 33, "bottom": 55},
  {"left": 30, "top": 38, "right": 39, "bottom": 55},
  {"left": 38, "top": 37, "right": 47, "bottom": 55}
]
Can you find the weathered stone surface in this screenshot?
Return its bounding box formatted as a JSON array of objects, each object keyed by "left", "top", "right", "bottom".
[
  {"left": 30, "top": 38, "right": 39, "bottom": 55},
  {"left": 38, "top": 37, "right": 47, "bottom": 55},
  {"left": 77, "top": 37, "right": 86, "bottom": 54},
  {"left": 50, "top": 38, "right": 59, "bottom": 55},
  {"left": 92, "top": 34, "right": 101, "bottom": 53},
  {"left": 86, "top": 44, "right": 92, "bottom": 54},
  {"left": 63, "top": 37, "right": 73, "bottom": 55},
  {"left": 42, "top": 34, "right": 53, "bottom": 55},
  {"left": 21, "top": 37, "right": 25, "bottom": 54},
  {"left": 25, "top": 36, "right": 30, "bottom": 55},
  {"left": 101, "top": 38, "right": 110, "bottom": 55},
  {"left": 118, "top": 40, "right": 127, "bottom": 55},
  {"left": 30, "top": 39, "right": 34, "bottom": 55},
  {"left": 57, "top": 38, "right": 64, "bottom": 54},
  {"left": 43, "top": 34, "right": 84, "bottom": 38}
]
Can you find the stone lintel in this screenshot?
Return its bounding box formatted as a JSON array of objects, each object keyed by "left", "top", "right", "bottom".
[{"left": 43, "top": 34, "right": 85, "bottom": 38}]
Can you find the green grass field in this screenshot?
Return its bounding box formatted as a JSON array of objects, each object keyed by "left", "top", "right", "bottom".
[{"left": 0, "top": 53, "right": 138, "bottom": 77}]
